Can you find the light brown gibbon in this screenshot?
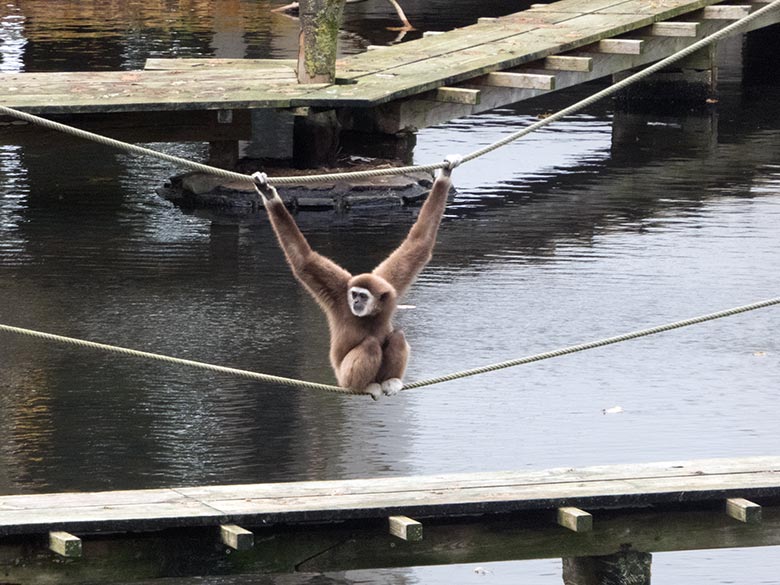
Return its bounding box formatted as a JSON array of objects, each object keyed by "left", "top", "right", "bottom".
[{"left": 253, "top": 156, "right": 461, "bottom": 400}]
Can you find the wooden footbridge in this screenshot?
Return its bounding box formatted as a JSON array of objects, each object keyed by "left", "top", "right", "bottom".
[
  {"left": 1, "top": 457, "right": 779, "bottom": 583},
  {"left": 1, "top": 0, "right": 778, "bottom": 165}
]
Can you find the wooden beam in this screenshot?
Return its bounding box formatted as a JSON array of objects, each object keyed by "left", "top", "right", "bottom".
[
  {"left": 593, "top": 39, "right": 644, "bottom": 55},
  {"left": 389, "top": 516, "right": 423, "bottom": 541},
  {"left": 702, "top": 5, "right": 752, "bottom": 19},
  {"left": 557, "top": 507, "right": 593, "bottom": 533},
  {"left": 649, "top": 22, "right": 700, "bottom": 37},
  {"left": 726, "top": 498, "right": 762, "bottom": 524},
  {"left": 480, "top": 72, "right": 556, "bottom": 90},
  {"left": 543, "top": 55, "right": 593, "bottom": 72},
  {"left": 422, "top": 31, "right": 445, "bottom": 37},
  {"left": 477, "top": 17, "right": 498, "bottom": 23},
  {"left": 220, "top": 524, "right": 254, "bottom": 550},
  {"left": 434, "top": 87, "right": 481, "bottom": 104},
  {"left": 49, "top": 531, "right": 82, "bottom": 558}
]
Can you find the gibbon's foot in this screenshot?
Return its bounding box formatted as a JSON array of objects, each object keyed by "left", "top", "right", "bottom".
[
  {"left": 365, "top": 383, "right": 383, "bottom": 401},
  {"left": 251, "top": 172, "right": 281, "bottom": 203},
  {"left": 381, "top": 378, "right": 403, "bottom": 396},
  {"left": 437, "top": 154, "right": 463, "bottom": 178}
]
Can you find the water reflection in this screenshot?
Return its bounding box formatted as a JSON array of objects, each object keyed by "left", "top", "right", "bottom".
[{"left": 0, "top": 2, "right": 780, "bottom": 583}]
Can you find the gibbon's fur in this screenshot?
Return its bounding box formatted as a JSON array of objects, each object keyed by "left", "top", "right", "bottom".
[{"left": 254, "top": 158, "right": 459, "bottom": 399}]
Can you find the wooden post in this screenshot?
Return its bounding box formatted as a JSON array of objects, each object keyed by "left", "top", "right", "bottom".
[
  {"left": 563, "top": 550, "right": 652, "bottom": 585},
  {"left": 293, "top": 0, "right": 346, "bottom": 168},
  {"left": 297, "top": 0, "right": 347, "bottom": 84}
]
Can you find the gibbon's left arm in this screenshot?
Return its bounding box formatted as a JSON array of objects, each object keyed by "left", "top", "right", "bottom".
[
  {"left": 373, "top": 155, "right": 461, "bottom": 298},
  {"left": 254, "top": 174, "right": 351, "bottom": 309}
]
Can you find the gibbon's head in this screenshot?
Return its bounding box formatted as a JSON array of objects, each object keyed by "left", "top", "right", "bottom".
[{"left": 347, "top": 274, "right": 397, "bottom": 318}]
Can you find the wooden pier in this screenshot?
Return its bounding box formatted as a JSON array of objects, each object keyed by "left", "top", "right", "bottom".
[
  {"left": 1, "top": 457, "right": 780, "bottom": 583},
  {"left": 1, "top": 0, "right": 778, "bottom": 167}
]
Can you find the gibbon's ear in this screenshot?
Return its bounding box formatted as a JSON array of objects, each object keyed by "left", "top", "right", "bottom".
[{"left": 380, "top": 291, "right": 391, "bottom": 302}]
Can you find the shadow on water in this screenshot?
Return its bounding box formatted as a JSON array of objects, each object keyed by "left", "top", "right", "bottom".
[{"left": 1, "top": 2, "right": 780, "bottom": 584}]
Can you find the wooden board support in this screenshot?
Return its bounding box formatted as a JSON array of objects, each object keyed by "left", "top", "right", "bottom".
[
  {"left": 726, "top": 498, "right": 762, "bottom": 524},
  {"left": 650, "top": 21, "right": 700, "bottom": 37},
  {"left": 434, "top": 87, "right": 481, "bottom": 104},
  {"left": 388, "top": 515, "right": 423, "bottom": 541},
  {"left": 480, "top": 72, "right": 556, "bottom": 90},
  {"left": 49, "top": 531, "right": 82, "bottom": 558},
  {"left": 702, "top": 5, "right": 753, "bottom": 19},
  {"left": 543, "top": 55, "right": 594, "bottom": 72},
  {"left": 593, "top": 39, "right": 644, "bottom": 54},
  {"left": 557, "top": 507, "right": 594, "bottom": 532},
  {"left": 220, "top": 524, "right": 254, "bottom": 550}
]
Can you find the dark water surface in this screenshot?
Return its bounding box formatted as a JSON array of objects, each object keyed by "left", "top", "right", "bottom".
[{"left": 1, "top": 2, "right": 780, "bottom": 583}]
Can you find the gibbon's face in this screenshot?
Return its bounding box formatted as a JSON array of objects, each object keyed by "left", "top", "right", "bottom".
[{"left": 348, "top": 286, "right": 376, "bottom": 317}]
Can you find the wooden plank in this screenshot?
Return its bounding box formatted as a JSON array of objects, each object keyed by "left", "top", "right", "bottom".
[
  {"left": 480, "top": 71, "right": 556, "bottom": 90},
  {"left": 543, "top": 55, "right": 593, "bottom": 71},
  {"left": 434, "top": 87, "right": 481, "bottom": 104},
  {"left": 368, "top": 9, "right": 780, "bottom": 133},
  {"left": 726, "top": 498, "right": 762, "bottom": 524},
  {"left": 557, "top": 507, "right": 593, "bottom": 532},
  {"left": 593, "top": 38, "right": 644, "bottom": 54},
  {"left": 220, "top": 524, "right": 254, "bottom": 550},
  {"left": 389, "top": 516, "right": 423, "bottom": 541},
  {"left": 702, "top": 5, "right": 752, "bottom": 19},
  {"left": 649, "top": 21, "right": 700, "bottom": 36},
  {"left": 0, "top": 458, "right": 777, "bottom": 540},
  {"left": 144, "top": 58, "right": 298, "bottom": 71},
  {"left": 49, "top": 531, "right": 82, "bottom": 558}
]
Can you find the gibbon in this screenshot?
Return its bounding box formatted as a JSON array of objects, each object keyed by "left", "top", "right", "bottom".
[{"left": 253, "top": 155, "right": 460, "bottom": 399}]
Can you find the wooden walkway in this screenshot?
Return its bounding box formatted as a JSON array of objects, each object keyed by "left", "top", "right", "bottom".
[
  {"left": 0, "top": 0, "right": 777, "bottom": 126},
  {"left": 1, "top": 456, "right": 779, "bottom": 584}
]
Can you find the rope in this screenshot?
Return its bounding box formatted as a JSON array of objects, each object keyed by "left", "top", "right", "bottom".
[
  {"left": 1, "top": 0, "right": 778, "bottom": 185},
  {"left": 2, "top": 297, "right": 778, "bottom": 396}
]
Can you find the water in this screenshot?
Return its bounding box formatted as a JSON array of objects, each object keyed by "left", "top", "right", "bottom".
[{"left": 1, "top": 1, "right": 780, "bottom": 583}]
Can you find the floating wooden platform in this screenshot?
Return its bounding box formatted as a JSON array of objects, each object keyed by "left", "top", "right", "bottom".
[
  {"left": 1, "top": 457, "right": 779, "bottom": 583},
  {"left": 1, "top": 456, "right": 779, "bottom": 537},
  {"left": 0, "top": 0, "right": 777, "bottom": 124}
]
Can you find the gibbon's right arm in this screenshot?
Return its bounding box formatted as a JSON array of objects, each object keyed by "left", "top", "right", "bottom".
[{"left": 254, "top": 176, "right": 351, "bottom": 309}]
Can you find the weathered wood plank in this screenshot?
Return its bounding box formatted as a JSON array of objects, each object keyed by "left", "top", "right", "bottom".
[
  {"left": 48, "top": 531, "right": 82, "bottom": 558},
  {"left": 702, "top": 4, "right": 753, "bottom": 18},
  {"left": 557, "top": 507, "right": 594, "bottom": 532},
  {"left": 434, "top": 87, "right": 481, "bottom": 104},
  {"left": 389, "top": 515, "right": 423, "bottom": 541},
  {"left": 220, "top": 524, "right": 254, "bottom": 550},
  {"left": 544, "top": 55, "right": 594, "bottom": 71},
  {"left": 649, "top": 21, "right": 701, "bottom": 36},
  {"left": 592, "top": 38, "right": 645, "bottom": 54},
  {"left": 726, "top": 498, "right": 763, "bottom": 524},
  {"left": 479, "top": 71, "right": 557, "bottom": 90},
  {"left": 144, "top": 58, "right": 297, "bottom": 71}
]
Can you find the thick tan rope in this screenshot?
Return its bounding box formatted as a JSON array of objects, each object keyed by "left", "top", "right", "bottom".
[
  {"left": 0, "top": 0, "right": 777, "bottom": 185},
  {"left": 2, "top": 297, "right": 778, "bottom": 396}
]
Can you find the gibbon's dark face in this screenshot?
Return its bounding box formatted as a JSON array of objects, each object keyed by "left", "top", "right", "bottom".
[
  {"left": 347, "top": 274, "right": 396, "bottom": 318},
  {"left": 348, "top": 286, "right": 375, "bottom": 317}
]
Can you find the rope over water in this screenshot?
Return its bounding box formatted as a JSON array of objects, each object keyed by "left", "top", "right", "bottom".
[
  {"left": 1, "top": 4, "right": 778, "bottom": 395},
  {"left": 2, "top": 297, "right": 778, "bottom": 395},
  {"left": 0, "top": 0, "right": 778, "bottom": 185}
]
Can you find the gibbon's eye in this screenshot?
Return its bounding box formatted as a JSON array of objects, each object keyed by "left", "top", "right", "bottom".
[{"left": 351, "top": 290, "right": 369, "bottom": 302}]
